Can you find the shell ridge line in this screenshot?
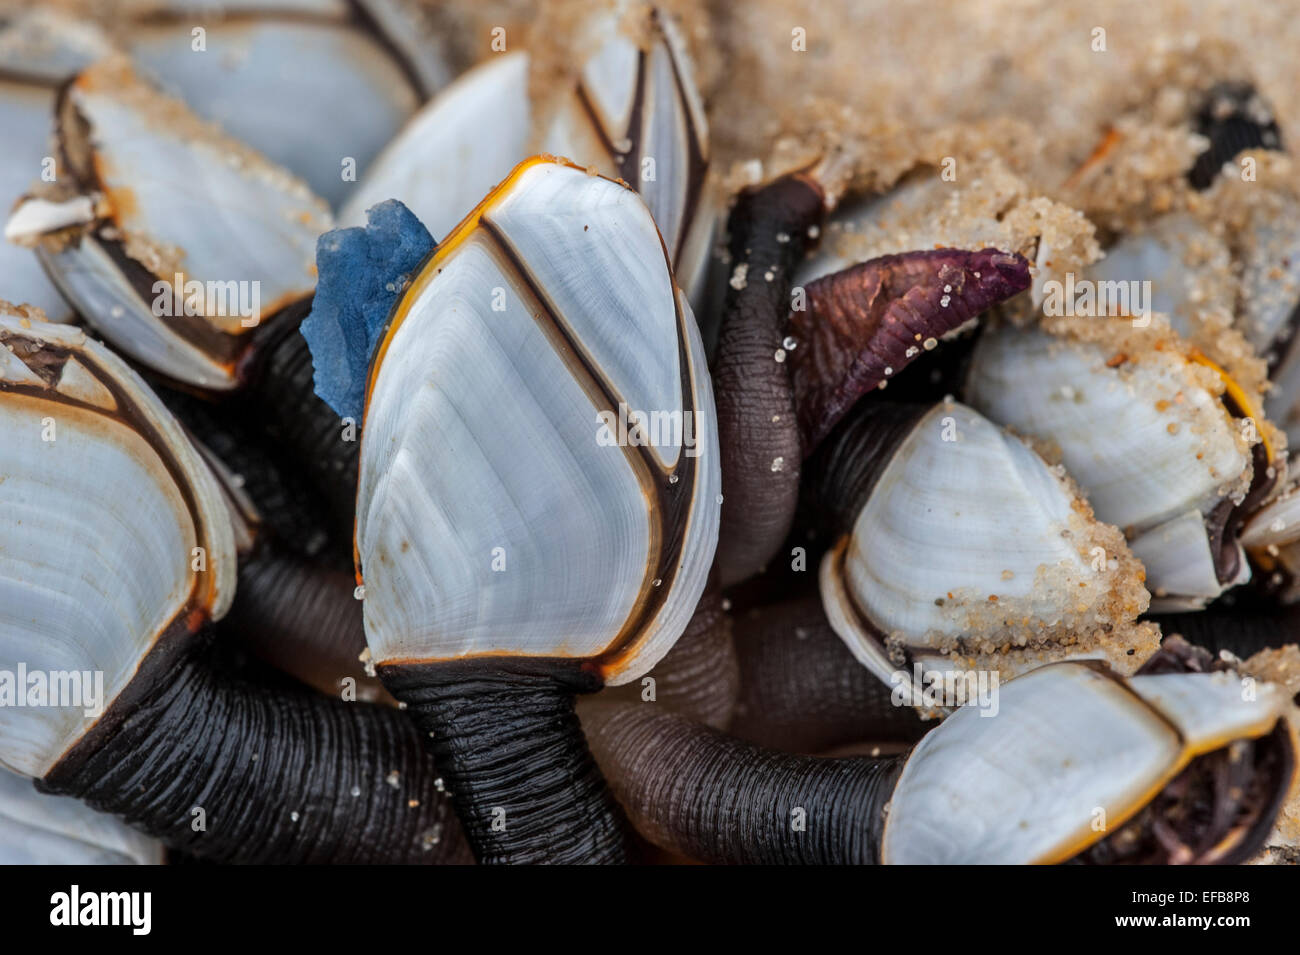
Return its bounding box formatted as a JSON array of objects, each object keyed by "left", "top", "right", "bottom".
[
  {"left": 649, "top": 24, "right": 705, "bottom": 263},
  {"left": 475, "top": 214, "right": 681, "bottom": 485}
]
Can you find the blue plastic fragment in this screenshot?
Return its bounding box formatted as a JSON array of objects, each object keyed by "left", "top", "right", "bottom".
[{"left": 301, "top": 200, "right": 435, "bottom": 421}]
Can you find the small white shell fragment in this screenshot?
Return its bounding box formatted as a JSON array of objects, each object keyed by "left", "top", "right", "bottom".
[
  {"left": 54, "top": 357, "right": 116, "bottom": 411},
  {"left": 0, "top": 341, "right": 45, "bottom": 386},
  {"left": 4, "top": 195, "right": 97, "bottom": 244}
]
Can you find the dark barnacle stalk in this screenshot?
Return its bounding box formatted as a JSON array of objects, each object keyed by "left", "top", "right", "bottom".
[
  {"left": 586, "top": 591, "right": 740, "bottom": 731},
  {"left": 584, "top": 701, "right": 903, "bottom": 864},
  {"left": 223, "top": 551, "right": 385, "bottom": 702},
  {"left": 304, "top": 160, "right": 722, "bottom": 864},
  {"left": 711, "top": 174, "right": 823, "bottom": 587},
  {"left": 381, "top": 659, "right": 630, "bottom": 865},
  {"left": 41, "top": 637, "right": 469, "bottom": 864},
  {"left": 728, "top": 595, "right": 927, "bottom": 754},
  {"left": 235, "top": 298, "right": 361, "bottom": 550}
]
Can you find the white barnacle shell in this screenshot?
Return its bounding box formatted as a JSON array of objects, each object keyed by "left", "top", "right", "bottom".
[
  {"left": 6, "top": 56, "right": 332, "bottom": 391},
  {"left": 0, "top": 766, "right": 162, "bottom": 865},
  {"left": 339, "top": 3, "right": 714, "bottom": 304},
  {"left": 0, "top": 8, "right": 114, "bottom": 84},
  {"left": 819, "top": 402, "right": 1154, "bottom": 700},
  {"left": 339, "top": 52, "right": 531, "bottom": 242},
  {"left": 127, "top": 6, "right": 438, "bottom": 208},
  {"left": 356, "top": 158, "right": 719, "bottom": 685},
  {"left": 966, "top": 323, "right": 1260, "bottom": 609},
  {"left": 0, "top": 79, "right": 71, "bottom": 322},
  {"left": 883, "top": 662, "right": 1293, "bottom": 864},
  {"left": 1082, "top": 214, "right": 1235, "bottom": 341},
  {"left": 1238, "top": 196, "right": 1300, "bottom": 452},
  {"left": 0, "top": 10, "right": 113, "bottom": 323},
  {"left": 0, "top": 315, "right": 235, "bottom": 778}
]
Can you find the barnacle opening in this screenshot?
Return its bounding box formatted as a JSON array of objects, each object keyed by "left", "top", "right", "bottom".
[{"left": 1069, "top": 720, "right": 1295, "bottom": 865}]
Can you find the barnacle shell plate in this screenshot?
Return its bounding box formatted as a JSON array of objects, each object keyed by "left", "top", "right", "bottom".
[
  {"left": 1083, "top": 215, "right": 1234, "bottom": 342},
  {"left": 843, "top": 404, "right": 1095, "bottom": 635},
  {"left": 339, "top": 52, "right": 531, "bottom": 243},
  {"left": 357, "top": 160, "right": 719, "bottom": 685},
  {"left": 966, "top": 323, "right": 1252, "bottom": 605},
  {"left": 0, "top": 80, "right": 72, "bottom": 321},
  {"left": 0, "top": 766, "right": 162, "bottom": 864},
  {"left": 0, "top": 317, "right": 235, "bottom": 778},
  {"left": 128, "top": 16, "right": 427, "bottom": 208},
  {"left": 883, "top": 662, "right": 1290, "bottom": 864}
]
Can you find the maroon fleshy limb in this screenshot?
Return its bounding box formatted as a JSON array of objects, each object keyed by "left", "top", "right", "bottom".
[{"left": 790, "top": 248, "right": 1031, "bottom": 451}]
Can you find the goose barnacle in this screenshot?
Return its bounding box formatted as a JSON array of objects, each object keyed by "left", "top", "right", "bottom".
[
  {"left": 6, "top": 55, "right": 331, "bottom": 393},
  {"left": 4, "top": 52, "right": 379, "bottom": 681},
  {"left": 0, "top": 312, "right": 468, "bottom": 863},
  {"left": 7, "top": 54, "right": 376, "bottom": 549},
  {"left": 585, "top": 658, "right": 1296, "bottom": 864},
  {"left": 304, "top": 156, "right": 721, "bottom": 863},
  {"left": 965, "top": 318, "right": 1284, "bottom": 610},
  {"left": 811, "top": 398, "right": 1158, "bottom": 703},
  {"left": 306, "top": 157, "right": 722, "bottom": 867}
]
